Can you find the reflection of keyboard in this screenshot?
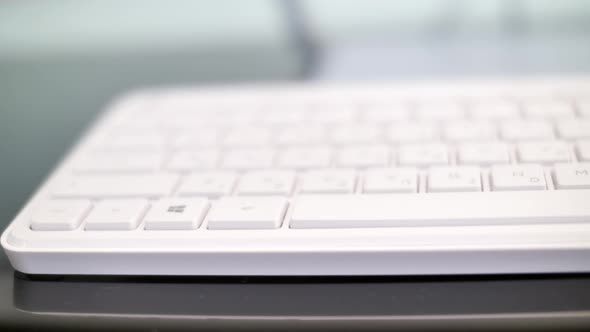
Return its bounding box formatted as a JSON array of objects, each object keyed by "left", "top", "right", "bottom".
[{"left": 3, "top": 79, "right": 590, "bottom": 276}]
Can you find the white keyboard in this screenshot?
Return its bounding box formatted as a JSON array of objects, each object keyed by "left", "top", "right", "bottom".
[{"left": 3, "top": 78, "right": 590, "bottom": 276}]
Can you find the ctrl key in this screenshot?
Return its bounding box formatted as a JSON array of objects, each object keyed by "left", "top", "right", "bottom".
[{"left": 31, "top": 200, "right": 92, "bottom": 231}]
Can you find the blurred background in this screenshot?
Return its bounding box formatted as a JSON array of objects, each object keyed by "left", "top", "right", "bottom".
[{"left": 1, "top": 0, "right": 590, "bottom": 226}]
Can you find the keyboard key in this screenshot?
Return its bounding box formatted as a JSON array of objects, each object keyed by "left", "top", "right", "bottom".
[
  {"left": 143, "top": 198, "right": 209, "bottom": 230},
  {"left": 52, "top": 174, "right": 179, "bottom": 198},
  {"left": 577, "top": 141, "right": 590, "bottom": 161},
  {"left": 442, "top": 122, "right": 496, "bottom": 142},
  {"left": 328, "top": 125, "right": 381, "bottom": 144},
  {"left": 223, "top": 127, "right": 272, "bottom": 147},
  {"left": 389, "top": 123, "right": 438, "bottom": 143},
  {"left": 276, "top": 126, "right": 325, "bottom": 145},
  {"left": 207, "top": 197, "right": 288, "bottom": 229},
  {"left": 308, "top": 109, "right": 356, "bottom": 124},
  {"left": 88, "top": 133, "right": 166, "bottom": 151},
  {"left": 500, "top": 121, "right": 554, "bottom": 141},
  {"left": 300, "top": 169, "right": 356, "bottom": 194},
  {"left": 457, "top": 142, "right": 510, "bottom": 165},
  {"left": 578, "top": 101, "right": 590, "bottom": 117},
  {"left": 427, "top": 167, "right": 482, "bottom": 192},
  {"left": 360, "top": 104, "right": 409, "bottom": 122},
  {"left": 398, "top": 144, "right": 449, "bottom": 167},
  {"left": 177, "top": 172, "right": 237, "bottom": 198},
  {"left": 289, "top": 191, "right": 590, "bottom": 228},
  {"left": 170, "top": 130, "right": 219, "bottom": 149},
  {"left": 71, "top": 153, "right": 163, "bottom": 173},
  {"left": 30, "top": 200, "right": 92, "bottom": 231},
  {"left": 522, "top": 101, "right": 575, "bottom": 119},
  {"left": 553, "top": 163, "right": 590, "bottom": 189},
  {"left": 469, "top": 101, "right": 521, "bottom": 120},
  {"left": 517, "top": 142, "right": 571, "bottom": 164},
  {"left": 491, "top": 165, "right": 547, "bottom": 191},
  {"left": 277, "top": 147, "right": 332, "bottom": 169},
  {"left": 165, "top": 150, "right": 220, "bottom": 171},
  {"left": 557, "top": 120, "right": 590, "bottom": 140},
  {"left": 335, "top": 145, "right": 390, "bottom": 168},
  {"left": 236, "top": 171, "right": 296, "bottom": 196},
  {"left": 363, "top": 168, "right": 417, "bottom": 193},
  {"left": 260, "top": 109, "right": 306, "bottom": 125},
  {"left": 221, "top": 148, "right": 275, "bottom": 170},
  {"left": 85, "top": 199, "right": 148, "bottom": 230},
  {"left": 416, "top": 102, "right": 464, "bottom": 120}
]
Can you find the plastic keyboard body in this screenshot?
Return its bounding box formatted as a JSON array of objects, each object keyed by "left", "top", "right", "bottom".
[{"left": 3, "top": 78, "right": 590, "bottom": 275}]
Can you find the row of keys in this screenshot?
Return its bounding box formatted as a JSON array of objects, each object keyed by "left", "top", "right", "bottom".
[
  {"left": 112, "top": 99, "right": 590, "bottom": 130},
  {"left": 53, "top": 164, "right": 590, "bottom": 199},
  {"left": 30, "top": 197, "right": 286, "bottom": 231},
  {"left": 31, "top": 188, "right": 590, "bottom": 231},
  {"left": 91, "top": 121, "right": 590, "bottom": 150},
  {"left": 73, "top": 141, "right": 590, "bottom": 172}
]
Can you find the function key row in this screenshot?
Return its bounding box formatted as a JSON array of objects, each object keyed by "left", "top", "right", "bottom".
[
  {"left": 72, "top": 141, "right": 590, "bottom": 173},
  {"left": 52, "top": 164, "right": 590, "bottom": 200},
  {"left": 91, "top": 121, "right": 590, "bottom": 150},
  {"left": 109, "top": 99, "right": 590, "bottom": 130}
]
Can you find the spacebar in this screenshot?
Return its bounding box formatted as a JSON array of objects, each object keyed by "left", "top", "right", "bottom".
[{"left": 289, "top": 191, "right": 590, "bottom": 229}]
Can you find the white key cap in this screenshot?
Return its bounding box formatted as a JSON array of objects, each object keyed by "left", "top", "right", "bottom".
[
  {"left": 88, "top": 133, "right": 166, "bottom": 151},
  {"left": 556, "top": 120, "right": 590, "bottom": 140},
  {"left": 442, "top": 122, "right": 496, "bottom": 142},
  {"left": 84, "top": 199, "right": 148, "bottom": 230},
  {"left": 276, "top": 126, "right": 325, "bottom": 145},
  {"left": 260, "top": 109, "right": 306, "bottom": 126},
  {"left": 71, "top": 153, "right": 163, "bottom": 173},
  {"left": 328, "top": 125, "right": 380, "bottom": 144},
  {"left": 289, "top": 191, "right": 590, "bottom": 228},
  {"left": 578, "top": 101, "right": 590, "bottom": 118},
  {"left": 300, "top": 169, "right": 356, "bottom": 194},
  {"left": 389, "top": 123, "right": 438, "bottom": 143},
  {"left": 491, "top": 165, "right": 547, "bottom": 191},
  {"left": 236, "top": 171, "right": 296, "bottom": 196},
  {"left": 428, "top": 167, "right": 481, "bottom": 192},
  {"left": 277, "top": 147, "right": 332, "bottom": 169},
  {"left": 208, "top": 109, "right": 258, "bottom": 126},
  {"left": 170, "top": 130, "right": 219, "bottom": 149},
  {"left": 361, "top": 104, "right": 409, "bottom": 122},
  {"left": 30, "top": 200, "right": 92, "bottom": 231},
  {"left": 553, "top": 163, "right": 590, "bottom": 189},
  {"left": 335, "top": 145, "right": 390, "bottom": 168},
  {"left": 457, "top": 142, "right": 510, "bottom": 165},
  {"left": 522, "top": 101, "right": 574, "bottom": 119},
  {"left": 221, "top": 149, "right": 275, "bottom": 170},
  {"left": 469, "top": 102, "right": 521, "bottom": 120},
  {"left": 363, "top": 168, "right": 417, "bottom": 193},
  {"left": 517, "top": 142, "right": 571, "bottom": 164},
  {"left": 207, "top": 197, "right": 288, "bottom": 229},
  {"left": 398, "top": 144, "right": 449, "bottom": 167},
  {"left": 416, "top": 102, "right": 464, "bottom": 120},
  {"left": 500, "top": 121, "right": 554, "bottom": 141},
  {"left": 52, "top": 174, "right": 179, "bottom": 198},
  {"left": 308, "top": 109, "right": 356, "bottom": 124},
  {"left": 577, "top": 141, "right": 590, "bottom": 161},
  {"left": 165, "top": 150, "right": 219, "bottom": 171},
  {"left": 143, "top": 198, "right": 209, "bottom": 230},
  {"left": 223, "top": 127, "right": 272, "bottom": 147},
  {"left": 177, "top": 172, "right": 237, "bottom": 198}
]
